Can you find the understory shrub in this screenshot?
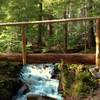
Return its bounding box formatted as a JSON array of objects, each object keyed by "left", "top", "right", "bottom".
[{"left": 58, "top": 64, "right": 97, "bottom": 98}]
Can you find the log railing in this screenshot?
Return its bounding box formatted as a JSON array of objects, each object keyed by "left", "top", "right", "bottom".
[
  {"left": 0, "top": 17, "right": 100, "bottom": 65},
  {"left": 0, "top": 17, "right": 100, "bottom": 26}
]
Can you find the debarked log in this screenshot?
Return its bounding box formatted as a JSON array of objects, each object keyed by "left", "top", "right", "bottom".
[{"left": 0, "top": 53, "right": 95, "bottom": 64}]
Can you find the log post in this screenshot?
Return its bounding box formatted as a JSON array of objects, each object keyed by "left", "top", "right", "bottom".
[
  {"left": 21, "top": 25, "right": 27, "bottom": 64},
  {"left": 96, "top": 19, "right": 100, "bottom": 68}
]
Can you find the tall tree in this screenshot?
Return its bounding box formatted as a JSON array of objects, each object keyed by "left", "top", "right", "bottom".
[
  {"left": 87, "top": 0, "right": 95, "bottom": 48},
  {"left": 63, "top": 10, "right": 68, "bottom": 52},
  {"left": 48, "top": 14, "right": 53, "bottom": 36},
  {"left": 37, "top": 0, "right": 43, "bottom": 46}
]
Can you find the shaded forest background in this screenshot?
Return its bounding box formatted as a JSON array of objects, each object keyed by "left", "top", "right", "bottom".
[{"left": 0, "top": 0, "right": 100, "bottom": 53}]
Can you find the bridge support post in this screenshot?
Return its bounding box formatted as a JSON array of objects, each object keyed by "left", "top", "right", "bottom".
[
  {"left": 96, "top": 18, "right": 100, "bottom": 69},
  {"left": 21, "top": 25, "right": 27, "bottom": 65}
]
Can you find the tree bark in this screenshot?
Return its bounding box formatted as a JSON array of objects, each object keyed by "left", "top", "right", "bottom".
[
  {"left": 37, "top": 0, "right": 43, "bottom": 46},
  {"left": 88, "top": 20, "right": 95, "bottom": 48},
  {"left": 63, "top": 10, "right": 68, "bottom": 52},
  {"left": 48, "top": 15, "right": 53, "bottom": 36},
  {"left": 88, "top": 0, "right": 95, "bottom": 48}
]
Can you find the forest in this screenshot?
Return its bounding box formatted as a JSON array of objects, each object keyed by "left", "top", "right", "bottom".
[
  {"left": 0, "top": 0, "right": 100, "bottom": 100},
  {"left": 0, "top": 0, "right": 100, "bottom": 53}
]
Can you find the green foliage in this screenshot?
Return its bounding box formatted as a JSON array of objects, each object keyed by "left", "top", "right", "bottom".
[
  {"left": 58, "top": 64, "right": 97, "bottom": 97},
  {"left": 76, "top": 69, "right": 97, "bottom": 87},
  {"left": 0, "top": 33, "right": 22, "bottom": 52},
  {"left": 7, "top": 0, "right": 40, "bottom": 21},
  {"left": 68, "top": 32, "right": 80, "bottom": 48},
  {"left": 0, "top": 0, "right": 100, "bottom": 52},
  {"left": 72, "top": 66, "right": 97, "bottom": 97}
]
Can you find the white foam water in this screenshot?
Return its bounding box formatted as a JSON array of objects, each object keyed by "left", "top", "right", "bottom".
[{"left": 16, "top": 64, "right": 63, "bottom": 100}]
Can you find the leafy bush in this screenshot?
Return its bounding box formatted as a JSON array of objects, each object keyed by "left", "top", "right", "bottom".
[
  {"left": 72, "top": 66, "right": 97, "bottom": 97},
  {"left": 0, "top": 33, "right": 22, "bottom": 52},
  {"left": 58, "top": 64, "right": 97, "bottom": 98}
]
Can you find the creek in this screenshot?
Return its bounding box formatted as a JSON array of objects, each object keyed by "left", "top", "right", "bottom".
[{"left": 13, "top": 64, "right": 63, "bottom": 100}]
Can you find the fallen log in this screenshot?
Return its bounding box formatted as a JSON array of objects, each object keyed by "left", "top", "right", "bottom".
[{"left": 0, "top": 53, "right": 95, "bottom": 64}]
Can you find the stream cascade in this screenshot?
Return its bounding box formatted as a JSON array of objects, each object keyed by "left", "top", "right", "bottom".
[{"left": 14, "top": 64, "right": 63, "bottom": 100}]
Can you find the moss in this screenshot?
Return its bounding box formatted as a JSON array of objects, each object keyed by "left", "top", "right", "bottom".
[{"left": 59, "top": 64, "right": 98, "bottom": 98}]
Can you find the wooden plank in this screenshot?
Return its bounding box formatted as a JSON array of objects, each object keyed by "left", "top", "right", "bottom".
[
  {"left": 0, "top": 53, "right": 95, "bottom": 64},
  {"left": 96, "top": 19, "right": 100, "bottom": 67},
  {"left": 0, "top": 17, "right": 100, "bottom": 26}
]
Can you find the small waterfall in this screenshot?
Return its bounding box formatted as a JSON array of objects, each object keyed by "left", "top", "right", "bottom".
[{"left": 14, "top": 64, "right": 63, "bottom": 100}]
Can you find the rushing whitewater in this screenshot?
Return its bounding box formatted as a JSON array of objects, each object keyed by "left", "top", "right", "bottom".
[{"left": 15, "top": 64, "right": 63, "bottom": 100}]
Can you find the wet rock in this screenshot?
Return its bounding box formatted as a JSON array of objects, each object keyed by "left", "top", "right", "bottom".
[
  {"left": 27, "top": 94, "right": 56, "bottom": 100},
  {"left": 17, "top": 84, "right": 29, "bottom": 96}
]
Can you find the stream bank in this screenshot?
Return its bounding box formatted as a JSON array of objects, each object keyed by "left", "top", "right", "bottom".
[{"left": 0, "top": 62, "right": 22, "bottom": 100}]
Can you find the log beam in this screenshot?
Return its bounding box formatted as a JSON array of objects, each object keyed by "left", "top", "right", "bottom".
[{"left": 0, "top": 53, "right": 95, "bottom": 64}]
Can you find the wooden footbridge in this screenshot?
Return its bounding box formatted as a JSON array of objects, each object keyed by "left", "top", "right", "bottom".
[{"left": 0, "top": 17, "right": 100, "bottom": 67}]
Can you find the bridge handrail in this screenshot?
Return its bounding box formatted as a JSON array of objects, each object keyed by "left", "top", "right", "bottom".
[
  {"left": 0, "top": 17, "right": 100, "bottom": 26},
  {"left": 0, "top": 17, "right": 100, "bottom": 65}
]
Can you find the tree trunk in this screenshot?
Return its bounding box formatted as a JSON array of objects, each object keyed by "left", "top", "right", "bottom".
[
  {"left": 48, "top": 15, "right": 53, "bottom": 36},
  {"left": 88, "top": 20, "right": 95, "bottom": 48},
  {"left": 38, "top": 24, "right": 42, "bottom": 46},
  {"left": 37, "top": 0, "right": 43, "bottom": 46},
  {"left": 63, "top": 10, "right": 68, "bottom": 52},
  {"left": 88, "top": 0, "right": 95, "bottom": 48}
]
